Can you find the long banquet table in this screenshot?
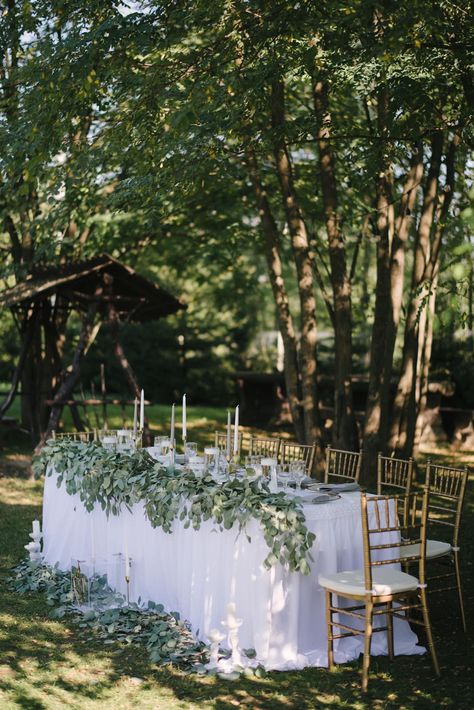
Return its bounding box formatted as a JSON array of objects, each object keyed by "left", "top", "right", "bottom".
[{"left": 42, "top": 465, "right": 425, "bottom": 671}]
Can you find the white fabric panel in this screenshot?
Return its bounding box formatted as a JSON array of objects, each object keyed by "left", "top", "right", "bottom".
[{"left": 42, "top": 472, "right": 425, "bottom": 670}]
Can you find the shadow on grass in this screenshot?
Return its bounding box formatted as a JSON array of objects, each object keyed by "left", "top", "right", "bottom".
[{"left": 0, "top": 456, "right": 473, "bottom": 709}]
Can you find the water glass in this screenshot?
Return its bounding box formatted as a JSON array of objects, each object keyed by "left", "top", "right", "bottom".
[
  {"left": 290, "top": 461, "right": 306, "bottom": 491},
  {"left": 154, "top": 436, "right": 169, "bottom": 455},
  {"left": 185, "top": 441, "right": 198, "bottom": 458},
  {"left": 278, "top": 464, "right": 291, "bottom": 491}
]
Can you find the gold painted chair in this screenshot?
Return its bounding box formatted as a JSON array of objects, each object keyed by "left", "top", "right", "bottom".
[
  {"left": 248, "top": 436, "right": 281, "bottom": 459},
  {"left": 280, "top": 441, "right": 316, "bottom": 475},
  {"left": 324, "top": 446, "right": 362, "bottom": 484},
  {"left": 414, "top": 461, "right": 468, "bottom": 632},
  {"left": 214, "top": 431, "right": 243, "bottom": 457},
  {"left": 51, "top": 430, "right": 97, "bottom": 442},
  {"left": 319, "top": 489, "right": 440, "bottom": 691},
  {"left": 377, "top": 453, "right": 414, "bottom": 495}
]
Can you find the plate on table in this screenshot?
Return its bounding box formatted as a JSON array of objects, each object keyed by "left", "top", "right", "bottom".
[{"left": 310, "top": 492, "right": 341, "bottom": 504}]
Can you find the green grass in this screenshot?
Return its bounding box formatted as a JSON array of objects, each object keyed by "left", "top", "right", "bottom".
[{"left": 0, "top": 424, "right": 473, "bottom": 708}]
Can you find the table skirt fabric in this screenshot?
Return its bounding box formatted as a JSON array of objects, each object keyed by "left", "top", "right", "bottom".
[{"left": 42, "top": 472, "right": 425, "bottom": 670}]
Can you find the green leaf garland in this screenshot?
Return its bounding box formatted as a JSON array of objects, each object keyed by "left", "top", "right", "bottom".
[{"left": 34, "top": 440, "right": 315, "bottom": 574}]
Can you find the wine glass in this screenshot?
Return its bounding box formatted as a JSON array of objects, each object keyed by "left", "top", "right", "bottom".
[{"left": 290, "top": 461, "right": 306, "bottom": 492}]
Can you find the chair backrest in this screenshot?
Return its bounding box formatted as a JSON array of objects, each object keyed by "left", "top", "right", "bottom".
[
  {"left": 424, "top": 460, "right": 469, "bottom": 548},
  {"left": 361, "top": 489, "right": 429, "bottom": 593},
  {"left": 52, "top": 430, "right": 97, "bottom": 442},
  {"left": 377, "top": 453, "right": 414, "bottom": 495},
  {"left": 280, "top": 442, "right": 316, "bottom": 475},
  {"left": 248, "top": 436, "right": 281, "bottom": 459},
  {"left": 324, "top": 446, "right": 362, "bottom": 484},
  {"left": 214, "top": 431, "right": 243, "bottom": 456}
]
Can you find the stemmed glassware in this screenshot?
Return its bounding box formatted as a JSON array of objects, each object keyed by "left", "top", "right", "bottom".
[{"left": 290, "top": 461, "right": 306, "bottom": 492}]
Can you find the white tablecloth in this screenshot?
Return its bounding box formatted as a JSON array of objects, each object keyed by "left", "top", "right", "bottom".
[{"left": 42, "top": 471, "right": 424, "bottom": 670}]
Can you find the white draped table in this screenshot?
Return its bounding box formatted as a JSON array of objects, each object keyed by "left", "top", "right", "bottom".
[{"left": 42, "top": 469, "right": 425, "bottom": 670}]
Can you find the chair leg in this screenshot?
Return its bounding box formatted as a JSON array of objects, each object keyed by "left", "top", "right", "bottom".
[
  {"left": 453, "top": 552, "right": 467, "bottom": 632},
  {"left": 386, "top": 601, "right": 394, "bottom": 661},
  {"left": 419, "top": 588, "right": 440, "bottom": 677},
  {"left": 326, "top": 590, "right": 334, "bottom": 670},
  {"left": 362, "top": 599, "right": 373, "bottom": 692}
]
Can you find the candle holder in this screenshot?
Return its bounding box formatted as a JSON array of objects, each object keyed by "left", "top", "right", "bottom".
[
  {"left": 206, "top": 628, "right": 226, "bottom": 669},
  {"left": 124, "top": 556, "right": 133, "bottom": 605},
  {"left": 70, "top": 558, "right": 91, "bottom": 608},
  {"left": 221, "top": 602, "right": 243, "bottom": 669},
  {"left": 25, "top": 529, "right": 43, "bottom": 562}
]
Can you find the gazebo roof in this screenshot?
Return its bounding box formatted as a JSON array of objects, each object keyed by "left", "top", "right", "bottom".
[{"left": 0, "top": 254, "right": 185, "bottom": 322}]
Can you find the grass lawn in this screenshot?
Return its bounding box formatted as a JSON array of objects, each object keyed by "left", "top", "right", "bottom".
[{"left": 0, "top": 411, "right": 473, "bottom": 709}]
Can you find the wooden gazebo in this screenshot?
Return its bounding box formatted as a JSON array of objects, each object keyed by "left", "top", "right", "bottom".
[{"left": 0, "top": 255, "right": 185, "bottom": 442}]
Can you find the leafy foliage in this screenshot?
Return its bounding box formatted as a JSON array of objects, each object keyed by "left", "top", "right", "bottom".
[
  {"left": 34, "top": 439, "right": 316, "bottom": 573},
  {"left": 10, "top": 557, "right": 205, "bottom": 668}
]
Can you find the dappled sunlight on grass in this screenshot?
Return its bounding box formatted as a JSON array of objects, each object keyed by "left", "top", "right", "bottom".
[{"left": 0, "top": 438, "right": 473, "bottom": 708}]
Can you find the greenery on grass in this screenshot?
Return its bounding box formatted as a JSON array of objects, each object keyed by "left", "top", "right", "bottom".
[
  {"left": 0, "top": 443, "right": 473, "bottom": 709},
  {"left": 10, "top": 558, "right": 205, "bottom": 670}
]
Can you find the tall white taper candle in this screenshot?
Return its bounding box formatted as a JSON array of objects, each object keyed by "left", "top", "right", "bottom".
[
  {"left": 133, "top": 397, "right": 138, "bottom": 435},
  {"left": 182, "top": 394, "right": 187, "bottom": 440},
  {"left": 170, "top": 403, "right": 175, "bottom": 445},
  {"left": 226, "top": 410, "right": 231, "bottom": 459},
  {"left": 139, "top": 389, "right": 145, "bottom": 430},
  {"left": 233, "top": 405, "right": 239, "bottom": 456}
]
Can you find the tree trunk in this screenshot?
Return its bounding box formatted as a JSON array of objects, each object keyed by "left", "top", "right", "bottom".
[
  {"left": 0, "top": 304, "right": 39, "bottom": 420},
  {"left": 245, "top": 147, "right": 304, "bottom": 442},
  {"left": 362, "top": 86, "right": 395, "bottom": 484},
  {"left": 271, "top": 78, "right": 322, "bottom": 456},
  {"left": 313, "top": 79, "right": 357, "bottom": 451},
  {"left": 389, "top": 133, "right": 444, "bottom": 455}
]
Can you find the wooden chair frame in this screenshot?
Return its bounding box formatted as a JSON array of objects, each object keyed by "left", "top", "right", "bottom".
[
  {"left": 280, "top": 441, "right": 316, "bottom": 475},
  {"left": 424, "top": 460, "right": 469, "bottom": 631},
  {"left": 324, "top": 446, "right": 362, "bottom": 484},
  {"left": 248, "top": 436, "right": 281, "bottom": 460},
  {"left": 324, "top": 490, "right": 440, "bottom": 691},
  {"left": 214, "top": 431, "right": 243, "bottom": 457},
  {"left": 377, "top": 453, "right": 414, "bottom": 495}
]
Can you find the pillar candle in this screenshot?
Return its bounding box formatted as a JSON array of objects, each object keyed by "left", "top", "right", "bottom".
[{"left": 32, "top": 520, "right": 40, "bottom": 537}]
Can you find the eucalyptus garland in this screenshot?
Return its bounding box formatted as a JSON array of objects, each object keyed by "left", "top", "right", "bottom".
[
  {"left": 34, "top": 439, "right": 315, "bottom": 574},
  {"left": 10, "top": 558, "right": 205, "bottom": 669}
]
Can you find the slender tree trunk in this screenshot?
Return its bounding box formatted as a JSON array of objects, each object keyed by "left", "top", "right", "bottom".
[
  {"left": 313, "top": 80, "right": 357, "bottom": 450},
  {"left": 245, "top": 147, "right": 304, "bottom": 441},
  {"left": 0, "top": 304, "right": 39, "bottom": 420},
  {"left": 389, "top": 133, "right": 444, "bottom": 455},
  {"left": 271, "top": 78, "right": 322, "bottom": 455},
  {"left": 414, "top": 268, "right": 438, "bottom": 454},
  {"left": 362, "top": 87, "right": 395, "bottom": 484}
]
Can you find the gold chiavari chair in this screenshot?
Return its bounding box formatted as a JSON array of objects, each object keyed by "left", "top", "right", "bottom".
[
  {"left": 248, "top": 436, "right": 281, "bottom": 459},
  {"left": 51, "top": 430, "right": 97, "bottom": 442},
  {"left": 214, "top": 431, "right": 243, "bottom": 457},
  {"left": 319, "top": 489, "right": 440, "bottom": 691},
  {"left": 377, "top": 453, "right": 414, "bottom": 495},
  {"left": 280, "top": 442, "right": 316, "bottom": 475},
  {"left": 324, "top": 446, "right": 362, "bottom": 484},
  {"left": 416, "top": 460, "right": 468, "bottom": 631}
]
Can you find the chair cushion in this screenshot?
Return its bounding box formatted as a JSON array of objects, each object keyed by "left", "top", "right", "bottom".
[
  {"left": 318, "top": 567, "right": 419, "bottom": 597},
  {"left": 400, "top": 539, "right": 452, "bottom": 560}
]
